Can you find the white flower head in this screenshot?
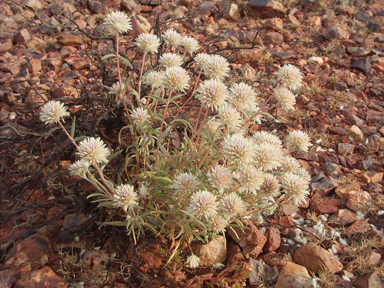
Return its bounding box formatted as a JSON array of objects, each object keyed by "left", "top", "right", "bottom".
[
  {"left": 109, "top": 82, "right": 126, "bottom": 99},
  {"left": 186, "top": 254, "right": 200, "bottom": 269},
  {"left": 276, "top": 64, "right": 303, "bottom": 91},
  {"left": 162, "top": 66, "right": 190, "bottom": 92},
  {"left": 40, "top": 101, "right": 70, "bottom": 124},
  {"left": 159, "top": 53, "right": 183, "bottom": 68},
  {"left": 143, "top": 71, "right": 164, "bottom": 89},
  {"left": 236, "top": 165, "right": 264, "bottom": 194},
  {"left": 258, "top": 173, "right": 280, "bottom": 199},
  {"left": 187, "top": 190, "right": 218, "bottom": 221},
  {"left": 209, "top": 216, "right": 228, "bottom": 234},
  {"left": 220, "top": 193, "right": 246, "bottom": 220},
  {"left": 274, "top": 87, "right": 296, "bottom": 111},
  {"left": 181, "top": 36, "right": 200, "bottom": 55},
  {"left": 222, "top": 134, "right": 256, "bottom": 165},
  {"left": 228, "top": 82, "right": 256, "bottom": 111},
  {"left": 280, "top": 156, "right": 301, "bottom": 173},
  {"left": 162, "top": 29, "right": 182, "bottom": 48},
  {"left": 294, "top": 167, "right": 311, "bottom": 183},
  {"left": 114, "top": 184, "right": 138, "bottom": 211},
  {"left": 253, "top": 143, "right": 282, "bottom": 171},
  {"left": 104, "top": 11, "right": 132, "bottom": 34},
  {"left": 136, "top": 33, "right": 160, "bottom": 55},
  {"left": 76, "top": 137, "right": 111, "bottom": 165},
  {"left": 139, "top": 184, "right": 149, "bottom": 197},
  {"left": 195, "top": 79, "right": 228, "bottom": 111},
  {"left": 218, "top": 104, "right": 241, "bottom": 129},
  {"left": 203, "top": 55, "right": 230, "bottom": 80},
  {"left": 281, "top": 172, "right": 309, "bottom": 206},
  {"left": 69, "top": 159, "right": 90, "bottom": 178},
  {"left": 285, "top": 130, "right": 312, "bottom": 153},
  {"left": 194, "top": 53, "right": 211, "bottom": 70},
  {"left": 131, "top": 107, "right": 149, "bottom": 126},
  {"left": 174, "top": 173, "right": 200, "bottom": 194},
  {"left": 253, "top": 131, "right": 282, "bottom": 150},
  {"left": 205, "top": 118, "right": 222, "bottom": 134},
  {"left": 207, "top": 165, "right": 234, "bottom": 194}
]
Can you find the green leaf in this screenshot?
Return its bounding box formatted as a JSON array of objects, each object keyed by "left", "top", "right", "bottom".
[
  {"left": 102, "top": 221, "right": 127, "bottom": 226},
  {"left": 74, "top": 136, "right": 88, "bottom": 142},
  {"left": 98, "top": 201, "right": 116, "bottom": 207},
  {"left": 103, "top": 180, "right": 115, "bottom": 193},
  {"left": 170, "top": 93, "right": 185, "bottom": 101},
  {"left": 107, "top": 150, "right": 123, "bottom": 162},
  {"left": 261, "top": 112, "right": 275, "bottom": 120},
  {"left": 151, "top": 93, "right": 167, "bottom": 103},
  {"left": 170, "top": 118, "right": 193, "bottom": 130},
  {"left": 70, "top": 116, "right": 76, "bottom": 138},
  {"left": 117, "top": 55, "right": 133, "bottom": 69},
  {"left": 87, "top": 193, "right": 106, "bottom": 199},
  {"left": 101, "top": 53, "right": 116, "bottom": 60}
]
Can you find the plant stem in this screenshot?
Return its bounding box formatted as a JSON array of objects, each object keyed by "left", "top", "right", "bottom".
[{"left": 138, "top": 53, "right": 147, "bottom": 100}]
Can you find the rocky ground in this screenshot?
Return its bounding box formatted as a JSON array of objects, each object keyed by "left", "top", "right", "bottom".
[{"left": 1, "top": 0, "right": 384, "bottom": 287}]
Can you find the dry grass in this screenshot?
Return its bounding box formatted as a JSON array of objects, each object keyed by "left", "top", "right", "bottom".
[{"left": 317, "top": 268, "right": 338, "bottom": 288}]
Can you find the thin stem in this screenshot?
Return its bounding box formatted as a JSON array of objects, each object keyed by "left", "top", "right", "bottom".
[
  {"left": 138, "top": 53, "right": 147, "bottom": 100},
  {"left": 58, "top": 121, "right": 77, "bottom": 147},
  {"left": 243, "top": 94, "right": 274, "bottom": 127}
]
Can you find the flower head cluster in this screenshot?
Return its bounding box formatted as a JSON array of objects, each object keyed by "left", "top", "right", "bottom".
[
  {"left": 222, "top": 134, "right": 256, "bottom": 165},
  {"left": 207, "top": 165, "right": 233, "bottom": 194},
  {"left": 114, "top": 184, "right": 138, "bottom": 211},
  {"left": 159, "top": 53, "right": 183, "bottom": 68},
  {"left": 174, "top": 173, "right": 200, "bottom": 194},
  {"left": 195, "top": 79, "right": 228, "bottom": 111},
  {"left": 69, "top": 159, "right": 90, "bottom": 178},
  {"left": 218, "top": 105, "right": 241, "bottom": 129},
  {"left": 181, "top": 36, "right": 200, "bottom": 55},
  {"left": 76, "top": 137, "right": 110, "bottom": 165},
  {"left": 104, "top": 11, "right": 132, "bottom": 34},
  {"left": 258, "top": 173, "right": 280, "bottom": 199},
  {"left": 194, "top": 53, "right": 211, "bottom": 70},
  {"left": 228, "top": 82, "right": 256, "bottom": 111},
  {"left": 253, "top": 143, "right": 282, "bottom": 171},
  {"left": 144, "top": 71, "right": 164, "bottom": 89},
  {"left": 187, "top": 190, "right": 218, "bottom": 221},
  {"left": 162, "top": 66, "right": 190, "bottom": 92},
  {"left": 209, "top": 216, "right": 228, "bottom": 234},
  {"left": 236, "top": 165, "right": 264, "bottom": 194},
  {"left": 274, "top": 87, "right": 296, "bottom": 111},
  {"left": 131, "top": 107, "right": 149, "bottom": 126},
  {"left": 162, "top": 29, "right": 182, "bottom": 48},
  {"left": 136, "top": 33, "right": 160, "bottom": 55},
  {"left": 220, "top": 193, "right": 246, "bottom": 219},
  {"left": 202, "top": 55, "right": 230, "bottom": 80},
  {"left": 253, "top": 131, "right": 282, "bottom": 150},
  {"left": 186, "top": 254, "right": 200, "bottom": 269},
  {"left": 40, "top": 101, "right": 70, "bottom": 124},
  {"left": 276, "top": 64, "right": 303, "bottom": 91},
  {"left": 285, "top": 130, "right": 312, "bottom": 153},
  {"left": 280, "top": 172, "right": 309, "bottom": 205}
]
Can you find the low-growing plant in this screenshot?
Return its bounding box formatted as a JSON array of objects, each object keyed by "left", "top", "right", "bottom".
[{"left": 39, "top": 11, "right": 313, "bottom": 266}]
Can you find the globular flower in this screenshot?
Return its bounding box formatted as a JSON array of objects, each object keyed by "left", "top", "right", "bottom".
[
  {"left": 162, "top": 66, "right": 190, "bottom": 92},
  {"left": 280, "top": 172, "right": 309, "bottom": 206},
  {"left": 104, "top": 11, "right": 132, "bottom": 34},
  {"left": 187, "top": 190, "right": 218, "bottom": 221},
  {"left": 136, "top": 33, "right": 160, "bottom": 55},
  {"left": 139, "top": 184, "right": 149, "bottom": 197},
  {"left": 143, "top": 71, "right": 164, "bottom": 89},
  {"left": 207, "top": 165, "right": 234, "bottom": 194},
  {"left": 109, "top": 82, "right": 126, "bottom": 99},
  {"left": 69, "top": 159, "right": 90, "bottom": 178},
  {"left": 236, "top": 165, "right": 264, "bottom": 194},
  {"left": 220, "top": 193, "right": 246, "bottom": 219},
  {"left": 276, "top": 64, "right": 303, "bottom": 91},
  {"left": 186, "top": 254, "right": 200, "bottom": 269},
  {"left": 228, "top": 82, "right": 256, "bottom": 111},
  {"left": 159, "top": 53, "right": 183, "bottom": 68},
  {"left": 253, "top": 143, "right": 282, "bottom": 171},
  {"left": 209, "top": 216, "right": 228, "bottom": 234},
  {"left": 294, "top": 167, "right": 311, "bottom": 183},
  {"left": 114, "top": 184, "right": 138, "bottom": 211},
  {"left": 253, "top": 131, "right": 282, "bottom": 150},
  {"left": 131, "top": 107, "right": 149, "bottom": 126},
  {"left": 40, "top": 101, "right": 70, "bottom": 124},
  {"left": 194, "top": 53, "right": 211, "bottom": 70},
  {"left": 203, "top": 55, "right": 230, "bottom": 80},
  {"left": 162, "top": 29, "right": 182, "bottom": 48},
  {"left": 195, "top": 79, "right": 228, "bottom": 111},
  {"left": 76, "top": 137, "right": 111, "bottom": 165},
  {"left": 222, "top": 134, "right": 256, "bottom": 165},
  {"left": 181, "top": 36, "right": 200, "bottom": 55},
  {"left": 285, "top": 130, "right": 312, "bottom": 153},
  {"left": 274, "top": 87, "right": 296, "bottom": 111},
  {"left": 280, "top": 156, "right": 301, "bottom": 173},
  {"left": 258, "top": 173, "right": 280, "bottom": 199},
  {"left": 218, "top": 104, "right": 241, "bottom": 129},
  {"left": 205, "top": 118, "right": 222, "bottom": 134},
  {"left": 174, "top": 173, "right": 200, "bottom": 194}
]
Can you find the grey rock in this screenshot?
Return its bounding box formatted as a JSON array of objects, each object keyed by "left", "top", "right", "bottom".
[
  {"left": 351, "top": 58, "right": 372, "bottom": 74},
  {"left": 324, "top": 26, "right": 350, "bottom": 40},
  {"left": 354, "top": 11, "right": 372, "bottom": 23},
  {"left": 246, "top": 0, "right": 286, "bottom": 19}
]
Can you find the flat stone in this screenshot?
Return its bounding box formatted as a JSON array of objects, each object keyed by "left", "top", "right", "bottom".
[
  {"left": 366, "top": 110, "right": 384, "bottom": 124},
  {"left": 337, "top": 5, "right": 356, "bottom": 16},
  {"left": 354, "top": 11, "right": 372, "bottom": 23},
  {"left": 249, "top": 258, "right": 274, "bottom": 286},
  {"left": 59, "top": 213, "right": 90, "bottom": 239},
  {"left": 328, "top": 126, "right": 347, "bottom": 136},
  {"left": 57, "top": 34, "right": 83, "bottom": 47},
  {"left": 121, "top": 0, "right": 141, "bottom": 13},
  {"left": 191, "top": 236, "right": 227, "bottom": 267},
  {"left": 338, "top": 143, "right": 354, "bottom": 155},
  {"left": 14, "top": 267, "right": 66, "bottom": 288},
  {"left": 329, "top": 209, "right": 356, "bottom": 227},
  {"left": 265, "top": 17, "right": 283, "bottom": 31},
  {"left": 0, "top": 269, "right": 22, "bottom": 288},
  {"left": 262, "top": 252, "right": 289, "bottom": 269},
  {"left": 323, "top": 163, "right": 343, "bottom": 178},
  {"left": 87, "top": 0, "right": 121, "bottom": 13},
  {"left": 310, "top": 198, "right": 341, "bottom": 214},
  {"left": 13, "top": 29, "right": 31, "bottom": 44},
  {"left": 246, "top": 0, "right": 286, "bottom": 19},
  {"left": 324, "top": 26, "right": 350, "bottom": 40},
  {"left": 311, "top": 177, "right": 339, "bottom": 198},
  {"left": 294, "top": 243, "right": 343, "bottom": 274},
  {"left": 351, "top": 58, "right": 372, "bottom": 74},
  {"left": 346, "top": 219, "right": 372, "bottom": 234},
  {"left": 131, "top": 14, "right": 152, "bottom": 37},
  {"left": 275, "top": 262, "right": 313, "bottom": 288},
  {"left": 349, "top": 125, "right": 364, "bottom": 141},
  {"left": 344, "top": 115, "right": 364, "bottom": 126},
  {"left": 361, "top": 171, "right": 384, "bottom": 184},
  {"left": 24, "top": 0, "right": 44, "bottom": 11},
  {"left": 264, "top": 32, "right": 284, "bottom": 44},
  {"left": 346, "top": 191, "right": 372, "bottom": 212},
  {"left": 346, "top": 47, "right": 370, "bottom": 57},
  {"left": 264, "top": 227, "right": 281, "bottom": 252}
]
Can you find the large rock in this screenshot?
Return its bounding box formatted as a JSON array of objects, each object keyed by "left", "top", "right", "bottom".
[
  {"left": 87, "top": 0, "right": 121, "bottom": 13},
  {"left": 324, "top": 26, "right": 350, "bottom": 40},
  {"left": 275, "top": 262, "right": 313, "bottom": 288},
  {"left": 57, "top": 34, "right": 83, "bottom": 47},
  {"left": 346, "top": 191, "right": 373, "bottom": 212},
  {"left": 351, "top": 58, "right": 373, "bottom": 74},
  {"left": 191, "top": 236, "right": 227, "bottom": 267},
  {"left": 130, "top": 15, "right": 152, "bottom": 37},
  {"left": 121, "top": 0, "right": 141, "bottom": 13},
  {"left": 294, "top": 243, "right": 343, "bottom": 274},
  {"left": 246, "top": 0, "right": 286, "bottom": 19},
  {"left": 14, "top": 267, "right": 67, "bottom": 288}
]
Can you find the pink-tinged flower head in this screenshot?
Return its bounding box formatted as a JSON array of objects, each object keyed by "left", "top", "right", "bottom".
[
  {"left": 253, "top": 143, "right": 282, "bottom": 171},
  {"left": 196, "top": 79, "right": 228, "bottom": 111},
  {"left": 174, "top": 173, "right": 200, "bottom": 194},
  {"left": 69, "top": 159, "right": 90, "bottom": 178},
  {"left": 187, "top": 190, "right": 218, "bottom": 221},
  {"left": 131, "top": 107, "right": 149, "bottom": 126},
  {"left": 280, "top": 156, "right": 301, "bottom": 173},
  {"left": 220, "top": 193, "right": 246, "bottom": 220},
  {"left": 222, "top": 134, "right": 256, "bottom": 165},
  {"left": 136, "top": 33, "right": 160, "bottom": 55},
  {"left": 236, "top": 165, "right": 264, "bottom": 194},
  {"left": 253, "top": 131, "right": 282, "bottom": 150},
  {"left": 218, "top": 104, "right": 241, "bottom": 129},
  {"left": 207, "top": 165, "right": 233, "bottom": 194},
  {"left": 194, "top": 53, "right": 211, "bottom": 70},
  {"left": 228, "top": 82, "right": 256, "bottom": 111},
  {"left": 76, "top": 137, "right": 111, "bottom": 165},
  {"left": 159, "top": 53, "right": 183, "bottom": 68},
  {"left": 143, "top": 71, "right": 164, "bottom": 89},
  {"left": 258, "top": 173, "right": 280, "bottom": 199},
  {"left": 40, "top": 101, "right": 70, "bottom": 124},
  {"left": 104, "top": 11, "right": 132, "bottom": 34},
  {"left": 186, "top": 254, "right": 200, "bottom": 268},
  {"left": 114, "top": 184, "right": 138, "bottom": 211},
  {"left": 209, "top": 216, "right": 228, "bottom": 234}
]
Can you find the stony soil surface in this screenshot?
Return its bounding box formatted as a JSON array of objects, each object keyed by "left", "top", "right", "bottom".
[{"left": 1, "top": 0, "right": 384, "bottom": 287}]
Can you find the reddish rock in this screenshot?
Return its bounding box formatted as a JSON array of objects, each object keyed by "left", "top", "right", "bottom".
[
  {"left": 29, "top": 58, "right": 42, "bottom": 74},
  {"left": 264, "top": 227, "right": 281, "bottom": 252},
  {"left": 87, "top": 0, "right": 121, "bottom": 13},
  {"left": 0, "top": 269, "right": 22, "bottom": 288},
  {"left": 311, "top": 177, "right": 339, "bottom": 198},
  {"left": 294, "top": 243, "right": 343, "bottom": 274},
  {"left": 353, "top": 271, "right": 384, "bottom": 288},
  {"left": 13, "top": 29, "right": 31, "bottom": 44},
  {"left": 264, "top": 32, "right": 284, "bottom": 44},
  {"left": 324, "top": 26, "right": 350, "bottom": 40},
  {"left": 361, "top": 171, "right": 384, "bottom": 184},
  {"left": 82, "top": 250, "right": 108, "bottom": 274},
  {"left": 346, "top": 220, "right": 372, "bottom": 234},
  {"left": 335, "top": 184, "right": 359, "bottom": 200},
  {"left": 338, "top": 143, "right": 354, "bottom": 155},
  {"left": 310, "top": 198, "right": 341, "bottom": 214},
  {"left": 275, "top": 262, "right": 313, "bottom": 288},
  {"left": 57, "top": 34, "right": 83, "bottom": 47},
  {"left": 0, "top": 39, "right": 12, "bottom": 53},
  {"left": 246, "top": 0, "right": 286, "bottom": 19},
  {"left": 0, "top": 58, "right": 28, "bottom": 75},
  {"left": 346, "top": 191, "right": 372, "bottom": 212},
  {"left": 131, "top": 15, "right": 152, "bottom": 37},
  {"left": 262, "top": 252, "right": 289, "bottom": 269},
  {"left": 366, "top": 110, "right": 384, "bottom": 124},
  {"left": 226, "top": 241, "right": 243, "bottom": 264},
  {"left": 329, "top": 209, "right": 356, "bottom": 227},
  {"left": 59, "top": 213, "right": 90, "bottom": 239},
  {"left": 265, "top": 17, "right": 283, "bottom": 31},
  {"left": 138, "top": 245, "right": 163, "bottom": 272},
  {"left": 14, "top": 267, "right": 66, "bottom": 288},
  {"left": 337, "top": 5, "right": 357, "bottom": 16},
  {"left": 323, "top": 163, "right": 343, "bottom": 178}
]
